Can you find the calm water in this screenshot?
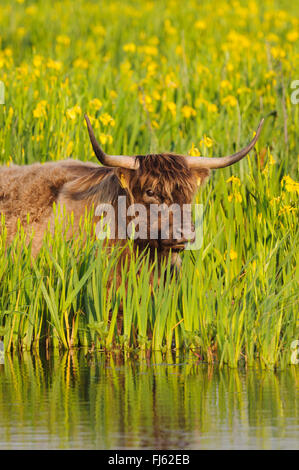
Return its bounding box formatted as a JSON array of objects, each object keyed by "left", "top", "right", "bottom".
[{"left": 0, "top": 351, "right": 298, "bottom": 450}]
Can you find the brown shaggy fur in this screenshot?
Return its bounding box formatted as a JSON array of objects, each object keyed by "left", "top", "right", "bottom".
[{"left": 0, "top": 155, "right": 210, "bottom": 258}]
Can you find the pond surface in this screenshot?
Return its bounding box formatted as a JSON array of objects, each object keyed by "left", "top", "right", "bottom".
[{"left": 0, "top": 351, "right": 298, "bottom": 450}]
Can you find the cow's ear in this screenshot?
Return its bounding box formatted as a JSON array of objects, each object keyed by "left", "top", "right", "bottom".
[
  {"left": 115, "top": 168, "right": 133, "bottom": 190},
  {"left": 192, "top": 168, "right": 210, "bottom": 186},
  {"left": 115, "top": 168, "right": 136, "bottom": 203}
]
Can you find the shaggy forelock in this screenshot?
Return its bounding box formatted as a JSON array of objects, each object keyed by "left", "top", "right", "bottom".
[{"left": 131, "top": 153, "right": 196, "bottom": 202}]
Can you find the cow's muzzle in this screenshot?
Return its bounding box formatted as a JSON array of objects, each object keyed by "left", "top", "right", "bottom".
[{"left": 160, "top": 224, "right": 196, "bottom": 251}]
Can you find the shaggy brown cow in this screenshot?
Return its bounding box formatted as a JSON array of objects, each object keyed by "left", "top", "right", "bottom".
[{"left": 0, "top": 115, "right": 264, "bottom": 264}]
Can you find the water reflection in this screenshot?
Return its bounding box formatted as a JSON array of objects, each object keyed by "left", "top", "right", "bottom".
[{"left": 0, "top": 351, "right": 298, "bottom": 449}]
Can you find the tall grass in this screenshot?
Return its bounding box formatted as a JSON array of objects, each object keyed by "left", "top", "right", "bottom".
[
  {"left": 0, "top": 0, "right": 298, "bottom": 367},
  {"left": 0, "top": 195, "right": 297, "bottom": 369}
]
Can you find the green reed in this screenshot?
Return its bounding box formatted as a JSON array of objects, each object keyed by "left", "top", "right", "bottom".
[{"left": 0, "top": 195, "right": 297, "bottom": 369}]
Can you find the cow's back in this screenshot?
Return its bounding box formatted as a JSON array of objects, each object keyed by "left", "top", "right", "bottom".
[{"left": 0, "top": 159, "right": 99, "bottom": 249}]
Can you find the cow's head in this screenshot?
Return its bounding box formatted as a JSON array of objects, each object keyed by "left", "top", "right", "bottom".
[{"left": 85, "top": 114, "right": 264, "bottom": 254}]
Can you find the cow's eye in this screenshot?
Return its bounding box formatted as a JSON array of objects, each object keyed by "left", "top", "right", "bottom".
[{"left": 146, "top": 189, "right": 154, "bottom": 197}]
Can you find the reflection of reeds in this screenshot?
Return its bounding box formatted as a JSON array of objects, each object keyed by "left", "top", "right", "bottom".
[
  {"left": 0, "top": 205, "right": 298, "bottom": 368},
  {"left": 0, "top": 351, "right": 297, "bottom": 449}
]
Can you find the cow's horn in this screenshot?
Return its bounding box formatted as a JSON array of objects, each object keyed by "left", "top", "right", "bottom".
[
  {"left": 84, "top": 114, "right": 139, "bottom": 169},
  {"left": 186, "top": 118, "right": 264, "bottom": 169}
]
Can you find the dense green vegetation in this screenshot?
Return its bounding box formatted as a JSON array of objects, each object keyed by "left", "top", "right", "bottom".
[{"left": 0, "top": 0, "right": 298, "bottom": 367}]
